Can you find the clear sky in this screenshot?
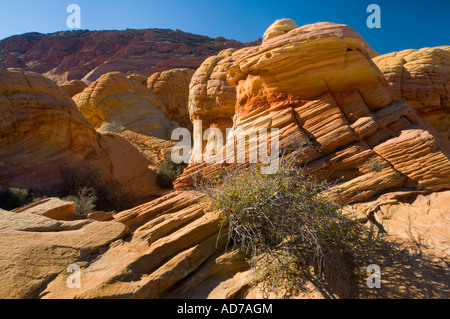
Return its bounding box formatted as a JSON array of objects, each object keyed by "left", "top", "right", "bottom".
[{"left": 0, "top": 0, "right": 448, "bottom": 54}]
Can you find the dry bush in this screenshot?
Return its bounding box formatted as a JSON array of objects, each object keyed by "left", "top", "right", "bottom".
[
  {"left": 198, "top": 159, "right": 373, "bottom": 298},
  {"left": 61, "top": 164, "right": 133, "bottom": 212},
  {"left": 65, "top": 187, "right": 97, "bottom": 216},
  {"left": 364, "top": 157, "right": 384, "bottom": 172}
]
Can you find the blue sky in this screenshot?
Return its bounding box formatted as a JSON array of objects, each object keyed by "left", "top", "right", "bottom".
[{"left": 0, "top": 0, "right": 448, "bottom": 54}]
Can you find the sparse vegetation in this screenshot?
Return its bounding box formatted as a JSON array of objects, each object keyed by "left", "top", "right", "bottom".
[
  {"left": 198, "top": 160, "right": 373, "bottom": 298},
  {"left": 0, "top": 187, "right": 35, "bottom": 210},
  {"left": 61, "top": 164, "right": 133, "bottom": 212},
  {"left": 65, "top": 187, "right": 97, "bottom": 216},
  {"left": 156, "top": 158, "right": 188, "bottom": 188},
  {"left": 365, "top": 157, "right": 384, "bottom": 172}
]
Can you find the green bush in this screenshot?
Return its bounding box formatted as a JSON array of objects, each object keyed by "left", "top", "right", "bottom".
[
  {"left": 198, "top": 163, "right": 370, "bottom": 298},
  {"left": 0, "top": 188, "right": 35, "bottom": 210}
]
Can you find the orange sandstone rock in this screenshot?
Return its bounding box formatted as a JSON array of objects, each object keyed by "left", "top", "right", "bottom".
[
  {"left": 13, "top": 197, "right": 78, "bottom": 221},
  {"left": 176, "top": 22, "right": 450, "bottom": 205},
  {"left": 1, "top": 20, "right": 449, "bottom": 300},
  {"left": 59, "top": 79, "right": 87, "bottom": 97},
  {"left": 74, "top": 72, "right": 177, "bottom": 169},
  {"left": 0, "top": 68, "right": 161, "bottom": 197},
  {"left": 373, "top": 46, "right": 450, "bottom": 140},
  {"left": 147, "top": 68, "right": 195, "bottom": 130}
]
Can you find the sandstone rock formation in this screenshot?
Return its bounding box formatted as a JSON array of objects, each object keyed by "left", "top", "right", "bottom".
[
  {"left": 373, "top": 46, "right": 450, "bottom": 140},
  {"left": 12, "top": 197, "right": 78, "bottom": 221},
  {"left": 147, "top": 68, "right": 195, "bottom": 129},
  {"left": 0, "top": 191, "right": 251, "bottom": 299},
  {"left": 74, "top": 72, "right": 177, "bottom": 169},
  {"left": 0, "top": 29, "right": 260, "bottom": 85},
  {"left": 348, "top": 191, "right": 450, "bottom": 259},
  {"left": 176, "top": 21, "right": 450, "bottom": 206},
  {"left": 0, "top": 68, "right": 108, "bottom": 191},
  {"left": 263, "top": 18, "right": 299, "bottom": 42},
  {"left": 2, "top": 190, "right": 445, "bottom": 299},
  {"left": 0, "top": 68, "right": 160, "bottom": 197},
  {"left": 59, "top": 80, "right": 87, "bottom": 97},
  {"left": 187, "top": 47, "right": 253, "bottom": 155},
  {"left": 0, "top": 208, "right": 128, "bottom": 298},
  {"left": 127, "top": 74, "right": 148, "bottom": 86},
  {"left": 1, "top": 20, "right": 449, "bottom": 300}
]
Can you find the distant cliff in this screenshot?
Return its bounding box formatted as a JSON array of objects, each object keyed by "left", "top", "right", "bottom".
[{"left": 0, "top": 28, "right": 260, "bottom": 84}]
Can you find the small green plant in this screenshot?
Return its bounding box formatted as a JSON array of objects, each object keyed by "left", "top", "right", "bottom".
[
  {"left": 65, "top": 187, "right": 97, "bottom": 216},
  {"left": 198, "top": 162, "right": 370, "bottom": 298}
]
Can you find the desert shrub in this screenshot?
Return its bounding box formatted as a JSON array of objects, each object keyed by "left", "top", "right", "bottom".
[
  {"left": 0, "top": 188, "right": 35, "bottom": 210},
  {"left": 364, "top": 157, "right": 384, "bottom": 172},
  {"left": 156, "top": 159, "right": 188, "bottom": 188},
  {"left": 65, "top": 187, "right": 97, "bottom": 216},
  {"left": 198, "top": 163, "right": 371, "bottom": 298},
  {"left": 61, "top": 164, "right": 133, "bottom": 212}
]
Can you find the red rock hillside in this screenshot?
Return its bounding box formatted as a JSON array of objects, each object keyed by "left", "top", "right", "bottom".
[{"left": 0, "top": 29, "right": 260, "bottom": 85}]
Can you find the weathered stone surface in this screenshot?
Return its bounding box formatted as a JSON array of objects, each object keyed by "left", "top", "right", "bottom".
[
  {"left": 74, "top": 71, "right": 169, "bottom": 133},
  {"left": 373, "top": 46, "right": 450, "bottom": 140},
  {"left": 13, "top": 198, "right": 77, "bottom": 221},
  {"left": 38, "top": 191, "right": 231, "bottom": 299},
  {"left": 350, "top": 191, "right": 450, "bottom": 258},
  {"left": 59, "top": 80, "right": 87, "bottom": 97},
  {"left": 87, "top": 211, "right": 114, "bottom": 222},
  {"left": 187, "top": 47, "right": 253, "bottom": 155},
  {"left": 263, "top": 18, "right": 298, "bottom": 42},
  {"left": 147, "top": 68, "right": 195, "bottom": 129},
  {"left": 0, "top": 68, "right": 109, "bottom": 191},
  {"left": 74, "top": 71, "right": 177, "bottom": 170},
  {"left": 344, "top": 191, "right": 450, "bottom": 299},
  {"left": 1, "top": 20, "right": 449, "bottom": 300},
  {"left": 0, "top": 68, "right": 160, "bottom": 197},
  {"left": 0, "top": 208, "right": 128, "bottom": 299},
  {"left": 175, "top": 22, "right": 450, "bottom": 206},
  {"left": 127, "top": 74, "right": 148, "bottom": 86}
]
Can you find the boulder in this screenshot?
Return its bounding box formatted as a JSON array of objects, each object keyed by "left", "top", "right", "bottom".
[
  {"left": 147, "top": 68, "right": 195, "bottom": 129},
  {"left": 0, "top": 208, "right": 128, "bottom": 299},
  {"left": 175, "top": 22, "right": 450, "bottom": 205},
  {"left": 0, "top": 68, "right": 161, "bottom": 198},
  {"left": 373, "top": 46, "right": 450, "bottom": 140},
  {"left": 0, "top": 68, "right": 110, "bottom": 191},
  {"left": 74, "top": 72, "right": 177, "bottom": 169},
  {"left": 60, "top": 80, "right": 87, "bottom": 97},
  {"left": 263, "top": 18, "right": 299, "bottom": 42},
  {"left": 13, "top": 198, "right": 77, "bottom": 221}
]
